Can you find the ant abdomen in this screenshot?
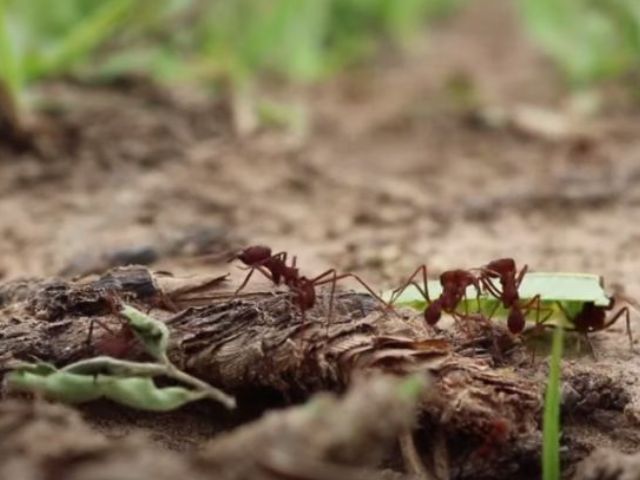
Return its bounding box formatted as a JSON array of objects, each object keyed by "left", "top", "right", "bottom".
[
  {"left": 507, "top": 308, "right": 525, "bottom": 334},
  {"left": 425, "top": 301, "right": 442, "bottom": 326}
]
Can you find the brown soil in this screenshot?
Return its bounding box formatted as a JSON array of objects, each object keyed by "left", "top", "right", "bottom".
[{"left": 2, "top": 0, "right": 640, "bottom": 478}]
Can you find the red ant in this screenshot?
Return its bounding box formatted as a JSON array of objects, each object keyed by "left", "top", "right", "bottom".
[
  {"left": 477, "top": 258, "right": 545, "bottom": 335},
  {"left": 231, "top": 245, "right": 296, "bottom": 291},
  {"left": 90, "top": 320, "right": 137, "bottom": 358},
  {"left": 475, "top": 417, "right": 510, "bottom": 458},
  {"left": 86, "top": 294, "right": 138, "bottom": 358},
  {"left": 389, "top": 265, "right": 481, "bottom": 328},
  {"left": 230, "top": 245, "right": 387, "bottom": 319},
  {"left": 553, "top": 299, "right": 633, "bottom": 358}
]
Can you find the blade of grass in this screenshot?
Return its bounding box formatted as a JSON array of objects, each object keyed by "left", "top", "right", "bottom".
[
  {"left": 0, "top": 0, "right": 22, "bottom": 107},
  {"left": 0, "top": 0, "right": 26, "bottom": 135},
  {"left": 27, "top": 0, "right": 135, "bottom": 81},
  {"left": 542, "top": 324, "right": 564, "bottom": 480}
]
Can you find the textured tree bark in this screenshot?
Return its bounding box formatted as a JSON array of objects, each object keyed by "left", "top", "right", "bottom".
[{"left": 0, "top": 266, "right": 543, "bottom": 478}]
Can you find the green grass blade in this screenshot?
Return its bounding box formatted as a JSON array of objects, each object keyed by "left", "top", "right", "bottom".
[
  {"left": 0, "top": 0, "right": 22, "bottom": 100},
  {"left": 28, "top": 0, "right": 134, "bottom": 81},
  {"left": 542, "top": 324, "right": 564, "bottom": 480}
]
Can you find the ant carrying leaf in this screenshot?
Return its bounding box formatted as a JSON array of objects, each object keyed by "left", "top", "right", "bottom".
[{"left": 387, "top": 267, "right": 635, "bottom": 356}]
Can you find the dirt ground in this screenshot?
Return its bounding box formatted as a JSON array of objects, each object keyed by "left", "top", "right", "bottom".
[{"left": 2, "top": 0, "right": 640, "bottom": 478}]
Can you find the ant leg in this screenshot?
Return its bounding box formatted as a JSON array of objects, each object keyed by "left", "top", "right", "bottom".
[
  {"left": 451, "top": 311, "right": 471, "bottom": 336},
  {"left": 234, "top": 264, "right": 275, "bottom": 295},
  {"left": 388, "top": 265, "right": 430, "bottom": 307},
  {"left": 583, "top": 334, "right": 597, "bottom": 360},
  {"left": 304, "top": 269, "right": 346, "bottom": 332},
  {"left": 480, "top": 277, "right": 503, "bottom": 302},
  {"left": 486, "top": 301, "right": 500, "bottom": 321},
  {"left": 408, "top": 281, "right": 429, "bottom": 305},
  {"left": 555, "top": 302, "right": 598, "bottom": 359},
  {"left": 603, "top": 306, "right": 633, "bottom": 351},
  {"left": 94, "top": 318, "right": 121, "bottom": 336},
  {"left": 234, "top": 267, "right": 257, "bottom": 295},
  {"left": 520, "top": 295, "right": 544, "bottom": 363},
  {"left": 461, "top": 291, "right": 470, "bottom": 317},
  {"left": 86, "top": 317, "right": 123, "bottom": 352},
  {"left": 520, "top": 294, "right": 547, "bottom": 328},
  {"left": 315, "top": 272, "right": 388, "bottom": 309},
  {"left": 471, "top": 278, "right": 483, "bottom": 316},
  {"left": 515, "top": 264, "right": 529, "bottom": 289},
  {"left": 325, "top": 270, "right": 340, "bottom": 338},
  {"left": 86, "top": 318, "right": 96, "bottom": 351}
]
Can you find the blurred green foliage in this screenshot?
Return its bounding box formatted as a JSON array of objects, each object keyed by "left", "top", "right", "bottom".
[
  {"left": 0, "top": 0, "right": 461, "bottom": 131},
  {"left": 105, "top": 0, "right": 462, "bottom": 84},
  {"left": 3, "top": 0, "right": 640, "bottom": 115},
  {"left": 1, "top": 0, "right": 138, "bottom": 95},
  {"left": 1, "top": 0, "right": 459, "bottom": 91},
  {"left": 518, "top": 0, "right": 640, "bottom": 86}
]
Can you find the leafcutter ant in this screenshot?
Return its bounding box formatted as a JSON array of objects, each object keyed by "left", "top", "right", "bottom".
[
  {"left": 477, "top": 258, "right": 546, "bottom": 335},
  {"left": 389, "top": 265, "right": 481, "bottom": 328},
  {"left": 231, "top": 245, "right": 387, "bottom": 320},
  {"left": 555, "top": 299, "right": 633, "bottom": 358}
]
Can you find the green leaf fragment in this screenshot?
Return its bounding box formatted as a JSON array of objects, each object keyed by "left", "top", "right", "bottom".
[
  {"left": 519, "top": 273, "right": 608, "bottom": 306},
  {"left": 120, "top": 304, "right": 170, "bottom": 362},
  {"left": 7, "top": 370, "right": 104, "bottom": 404},
  {"left": 385, "top": 272, "right": 612, "bottom": 328},
  {"left": 6, "top": 367, "right": 208, "bottom": 412},
  {"left": 388, "top": 272, "right": 609, "bottom": 307},
  {"left": 397, "top": 373, "right": 428, "bottom": 401},
  {"left": 100, "top": 376, "right": 208, "bottom": 412}
]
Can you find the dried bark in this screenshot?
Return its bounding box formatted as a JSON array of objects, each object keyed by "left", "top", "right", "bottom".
[{"left": 0, "top": 266, "right": 544, "bottom": 478}]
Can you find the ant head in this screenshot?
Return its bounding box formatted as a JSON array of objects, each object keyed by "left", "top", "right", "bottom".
[
  {"left": 236, "top": 245, "right": 272, "bottom": 265},
  {"left": 440, "top": 270, "right": 465, "bottom": 287},
  {"left": 485, "top": 258, "right": 516, "bottom": 276}
]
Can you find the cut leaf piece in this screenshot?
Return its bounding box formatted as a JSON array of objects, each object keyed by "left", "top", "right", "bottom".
[
  {"left": 388, "top": 272, "right": 610, "bottom": 307},
  {"left": 5, "top": 365, "right": 209, "bottom": 412}
]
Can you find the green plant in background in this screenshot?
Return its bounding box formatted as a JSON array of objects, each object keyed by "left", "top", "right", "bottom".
[
  {"left": 0, "top": 0, "right": 140, "bottom": 140},
  {"left": 181, "top": 0, "right": 462, "bottom": 133},
  {"left": 191, "top": 0, "right": 456, "bottom": 85},
  {"left": 5, "top": 304, "right": 236, "bottom": 411},
  {"left": 518, "top": 0, "right": 640, "bottom": 87},
  {"left": 1, "top": 0, "right": 464, "bottom": 140},
  {"left": 99, "top": 0, "right": 463, "bottom": 132},
  {"left": 542, "top": 324, "right": 564, "bottom": 480}
]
